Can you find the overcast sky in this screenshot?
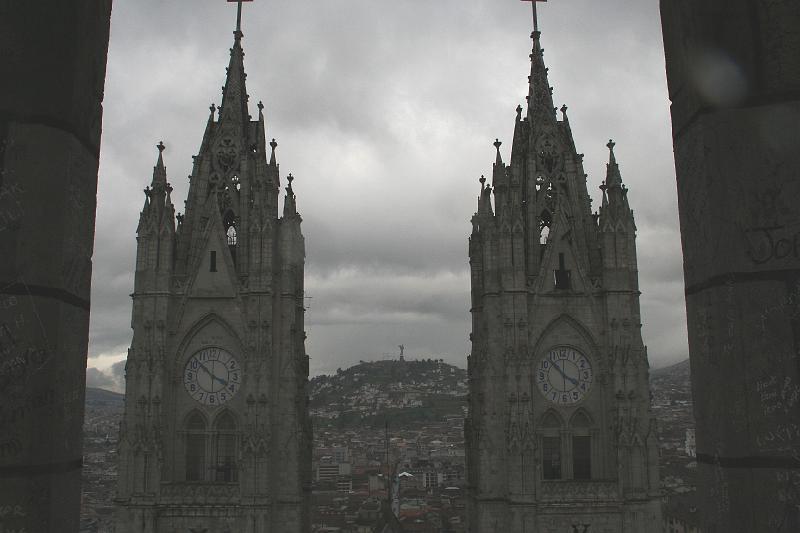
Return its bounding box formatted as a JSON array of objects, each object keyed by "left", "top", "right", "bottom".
[{"left": 86, "top": 0, "right": 687, "bottom": 392}]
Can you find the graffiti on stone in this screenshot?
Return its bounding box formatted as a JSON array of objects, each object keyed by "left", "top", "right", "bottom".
[
  {"left": 0, "top": 183, "right": 24, "bottom": 233},
  {"left": 757, "top": 375, "right": 800, "bottom": 417},
  {"left": 743, "top": 224, "right": 800, "bottom": 265}
]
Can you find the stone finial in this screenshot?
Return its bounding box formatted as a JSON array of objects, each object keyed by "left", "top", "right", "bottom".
[
  {"left": 479, "top": 175, "right": 486, "bottom": 185},
  {"left": 257, "top": 101, "right": 264, "bottom": 112},
  {"left": 607, "top": 139, "right": 619, "bottom": 169},
  {"left": 494, "top": 139, "right": 502, "bottom": 151},
  {"left": 157, "top": 141, "right": 166, "bottom": 153},
  {"left": 269, "top": 138, "right": 278, "bottom": 165}
]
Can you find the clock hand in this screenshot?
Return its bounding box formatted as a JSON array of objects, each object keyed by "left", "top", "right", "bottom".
[
  {"left": 197, "top": 361, "right": 214, "bottom": 379},
  {"left": 551, "top": 361, "right": 578, "bottom": 386},
  {"left": 197, "top": 362, "right": 228, "bottom": 389}
]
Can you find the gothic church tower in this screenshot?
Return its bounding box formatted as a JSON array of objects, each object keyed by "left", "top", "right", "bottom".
[
  {"left": 114, "top": 14, "right": 311, "bottom": 533},
  {"left": 465, "top": 19, "right": 663, "bottom": 533}
]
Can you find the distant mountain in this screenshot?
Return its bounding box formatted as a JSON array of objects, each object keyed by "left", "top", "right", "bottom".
[
  {"left": 309, "top": 358, "right": 468, "bottom": 428},
  {"left": 651, "top": 358, "right": 691, "bottom": 379},
  {"left": 85, "top": 387, "right": 124, "bottom": 407},
  {"left": 650, "top": 358, "right": 692, "bottom": 402}
]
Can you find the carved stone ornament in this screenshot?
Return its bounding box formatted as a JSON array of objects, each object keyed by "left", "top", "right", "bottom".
[
  {"left": 539, "top": 480, "right": 619, "bottom": 502},
  {"left": 214, "top": 137, "right": 239, "bottom": 174},
  {"left": 536, "top": 134, "right": 561, "bottom": 175},
  {"left": 159, "top": 483, "right": 241, "bottom": 505}
]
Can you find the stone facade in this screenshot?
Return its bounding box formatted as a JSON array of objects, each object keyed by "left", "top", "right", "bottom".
[
  {"left": 465, "top": 28, "right": 662, "bottom": 532},
  {"left": 661, "top": 1, "right": 800, "bottom": 531},
  {"left": 113, "top": 24, "right": 311, "bottom": 533},
  {"left": 0, "top": 2, "right": 112, "bottom": 532}
]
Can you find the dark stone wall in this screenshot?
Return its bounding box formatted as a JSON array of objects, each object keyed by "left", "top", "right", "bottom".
[
  {"left": 0, "top": 2, "right": 112, "bottom": 531},
  {"left": 661, "top": 1, "right": 800, "bottom": 531}
]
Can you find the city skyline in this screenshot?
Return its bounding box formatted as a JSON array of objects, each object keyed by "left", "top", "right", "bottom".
[{"left": 87, "top": 0, "right": 685, "bottom": 392}]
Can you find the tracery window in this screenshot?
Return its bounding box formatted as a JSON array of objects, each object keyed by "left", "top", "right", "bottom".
[{"left": 540, "top": 411, "right": 562, "bottom": 480}]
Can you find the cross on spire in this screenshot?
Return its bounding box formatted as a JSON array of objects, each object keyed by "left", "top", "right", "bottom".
[
  {"left": 227, "top": 0, "right": 253, "bottom": 33},
  {"left": 520, "top": 0, "right": 548, "bottom": 33}
]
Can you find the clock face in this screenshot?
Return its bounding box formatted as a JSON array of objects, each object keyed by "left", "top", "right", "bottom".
[
  {"left": 183, "top": 347, "right": 241, "bottom": 406},
  {"left": 535, "top": 346, "right": 593, "bottom": 405}
]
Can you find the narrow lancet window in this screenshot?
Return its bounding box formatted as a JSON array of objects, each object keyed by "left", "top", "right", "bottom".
[
  {"left": 573, "top": 436, "right": 591, "bottom": 479},
  {"left": 542, "top": 436, "right": 562, "bottom": 480},
  {"left": 214, "top": 412, "right": 238, "bottom": 482},
  {"left": 539, "top": 211, "right": 552, "bottom": 245},
  {"left": 554, "top": 252, "right": 571, "bottom": 289},
  {"left": 185, "top": 413, "right": 206, "bottom": 481}
]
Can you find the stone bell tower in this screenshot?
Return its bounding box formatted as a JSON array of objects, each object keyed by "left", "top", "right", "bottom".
[
  {"left": 465, "top": 8, "right": 663, "bottom": 533},
  {"left": 113, "top": 7, "right": 311, "bottom": 532}
]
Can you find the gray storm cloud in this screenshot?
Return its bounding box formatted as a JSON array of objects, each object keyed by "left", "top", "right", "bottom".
[{"left": 88, "top": 0, "right": 687, "bottom": 386}]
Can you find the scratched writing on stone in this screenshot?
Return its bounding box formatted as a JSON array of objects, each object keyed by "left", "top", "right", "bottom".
[
  {"left": 758, "top": 375, "right": 800, "bottom": 416},
  {"left": 0, "top": 506, "right": 25, "bottom": 519},
  {"left": 0, "top": 183, "right": 24, "bottom": 233},
  {"left": 0, "top": 284, "right": 52, "bottom": 390},
  {"left": 744, "top": 224, "right": 800, "bottom": 265},
  {"left": 756, "top": 422, "right": 800, "bottom": 450},
  {"left": 761, "top": 280, "right": 800, "bottom": 313},
  {"left": 0, "top": 437, "right": 21, "bottom": 459}
]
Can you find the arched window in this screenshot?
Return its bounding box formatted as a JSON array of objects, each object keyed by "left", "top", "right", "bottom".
[
  {"left": 539, "top": 211, "right": 552, "bottom": 245},
  {"left": 222, "top": 210, "right": 237, "bottom": 244},
  {"left": 540, "top": 411, "right": 562, "bottom": 480},
  {"left": 540, "top": 225, "right": 550, "bottom": 245},
  {"left": 185, "top": 412, "right": 207, "bottom": 481},
  {"left": 214, "top": 412, "right": 238, "bottom": 482},
  {"left": 630, "top": 440, "right": 644, "bottom": 488}
]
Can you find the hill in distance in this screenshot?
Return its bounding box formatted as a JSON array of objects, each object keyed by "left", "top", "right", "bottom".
[{"left": 309, "top": 358, "right": 468, "bottom": 429}]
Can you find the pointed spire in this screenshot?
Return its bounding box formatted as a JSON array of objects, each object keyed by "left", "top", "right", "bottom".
[
  {"left": 607, "top": 139, "right": 617, "bottom": 165},
  {"left": 283, "top": 173, "right": 297, "bottom": 217},
  {"left": 152, "top": 141, "right": 167, "bottom": 185},
  {"left": 218, "top": 25, "right": 250, "bottom": 130},
  {"left": 269, "top": 138, "right": 278, "bottom": 166},
  {"left": 478, "top": 175, "right": 493, "bottom": 216},
  {"left": 527, "top": 30, "right": 556, "bottom": 124},
  {"left": 494, "top": 139, "right": 503, "bottom": 166},
  {"left": 600, "top": 180, "right": 609, "bottom": 209},
  {"left": 605, "top": 139, "right": 623, "bottom": 190}
]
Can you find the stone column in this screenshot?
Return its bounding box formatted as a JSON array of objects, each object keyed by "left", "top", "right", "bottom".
[
  {"left": 660, "top": 1, "right": 800, "bottom": 531},
  {"left": 0, "top": 2, "right": 112, "bottom": 531}
]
